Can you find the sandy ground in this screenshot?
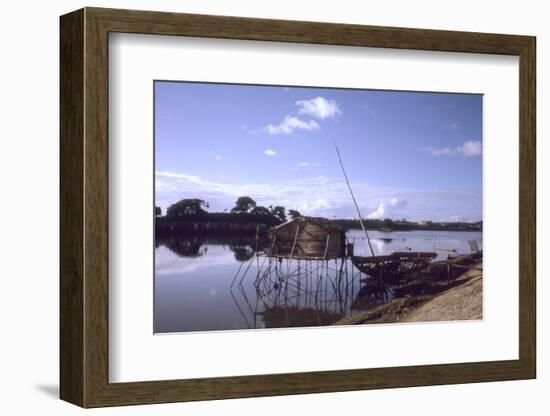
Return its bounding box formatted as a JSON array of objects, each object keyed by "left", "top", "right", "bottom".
[
  {"left": 402, "top": 271, "right": 482, "bottom": 322},
  {"left": 335, "top": 260, "right": 483, "bottom": 325}
]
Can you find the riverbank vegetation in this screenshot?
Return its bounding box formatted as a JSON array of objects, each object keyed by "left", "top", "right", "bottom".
[{"left": 155, "top": 196, "right": 482, "bottom": 235}]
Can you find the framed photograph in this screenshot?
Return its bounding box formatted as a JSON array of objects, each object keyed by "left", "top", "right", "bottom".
[{"left": 60, "top": 7, "right": 536, "bottom": 407}]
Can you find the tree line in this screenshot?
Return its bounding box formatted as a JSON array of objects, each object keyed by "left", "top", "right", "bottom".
[
  {"left": 156, "top": 196, "right": 302, "bottom": 226},
  {"left": 156, "top": 197, "right": 482, "bottom": 232}
]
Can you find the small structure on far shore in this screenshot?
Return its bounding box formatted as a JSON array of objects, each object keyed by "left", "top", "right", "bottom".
[{"left": 266, "top": 216, "right": 346, "bottom": 260}]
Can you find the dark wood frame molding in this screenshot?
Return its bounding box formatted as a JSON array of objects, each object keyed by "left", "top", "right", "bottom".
[{"left": 60, "top": 7, "right": 536, "bottom": 408}]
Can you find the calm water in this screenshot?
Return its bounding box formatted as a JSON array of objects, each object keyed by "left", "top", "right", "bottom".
[{"left": 154, "top": 230, "right": 482, "bottom": 333}]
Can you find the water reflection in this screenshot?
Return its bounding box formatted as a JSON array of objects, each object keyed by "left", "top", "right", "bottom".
[
  {"left": 157, "top": 235, "right": 269, "bottom": 261},
  {"left": 234, "top": 256, "right": 358, "bottom": 325},
  {"left": 230, "top": 245, "right": 255, "bottom": 262},
  {"left": 154, "top": 230, "right": 482, "bottom": 333},
  {"left": 161, "top": 237, "right": 207, "bottom": 258}
]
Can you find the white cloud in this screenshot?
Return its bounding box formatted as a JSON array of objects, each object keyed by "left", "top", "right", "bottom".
[
  {"left": 264, "top": 149, "right": 277, "bottom": 156},
  {"left": 422, "top": 140, "right": 482, "bottom": 157},
  {"left": 299, "top": 198, "right": 331, "bottom": 213},
  {"left": 156, "top": 171, "right": 202, "bottom": 183},
  {"left": 430, "top": 147, "right": 453, "bottom": 156},
  {"left": 265, "top": 116, "right": 320, "bottom": 135},
  {"left": 264, "top": 97, "right": 340, "bottom": 135},
  {"left": 367, "top": 198, "right": 408, "bottom": 219},
  {"left": 297, "top": 162, "right": 322, "bottom": 168},
  {"left": 296, "top": 97, "right": 342, "bottom": 119},
  {"left": 361, "top": 104, "right": 379, "bottom": 117},
  {"left": 456, "top": 140, "right": 482, "bottom": 157},
  {"left": 155, "top": 171, "right": 481, "bottom": 221},
  {"left": 449, "top": 215, "right": 476, "bottom": 222}
]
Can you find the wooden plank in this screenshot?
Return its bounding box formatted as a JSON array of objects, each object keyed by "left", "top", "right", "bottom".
[
  {"left": 59, "top": 8, "right": 85, "bottom": 407},
  {"left": 518, "top": 36, "right": 536, "bottom": 376}
]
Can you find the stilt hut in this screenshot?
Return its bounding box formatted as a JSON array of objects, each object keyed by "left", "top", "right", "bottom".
[{"left": 266, "top": 217, "right": 346, "bottom": 260}]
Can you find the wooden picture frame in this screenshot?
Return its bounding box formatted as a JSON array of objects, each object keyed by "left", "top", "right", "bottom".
[{"left": 60, "top": 7, "right": 536, "bottom": 408}]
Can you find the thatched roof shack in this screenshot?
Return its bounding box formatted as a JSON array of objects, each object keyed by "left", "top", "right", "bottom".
[{"left": 266, "top": 217, "right": 346, "bottom": 260}]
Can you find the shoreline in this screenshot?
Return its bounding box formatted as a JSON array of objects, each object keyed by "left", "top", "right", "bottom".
[
  {"left": 155, "top": 216, "right": 482, "bottom": 235},
  {"left": 335, "top": 254, "right": 483, "bottom": 325}
]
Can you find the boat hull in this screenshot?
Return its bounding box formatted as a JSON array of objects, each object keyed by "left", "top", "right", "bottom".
[{"left": 352, "top": 252, "right": 437, "bottom": 278}]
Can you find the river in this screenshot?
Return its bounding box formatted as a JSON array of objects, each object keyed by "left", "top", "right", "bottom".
[{"left": 154, "top": 230, "right": 482, "bottom": 333}]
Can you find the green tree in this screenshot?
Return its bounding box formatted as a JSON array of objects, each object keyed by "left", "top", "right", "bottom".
[
  {"left": 166, "top": 199, "right": 208, "bottom": 217},
  {"left": 382, "top": 218, "right": 394, "bottom": 229},
  {"left": 269, "top": 205, "right": 287, "bottom": 224},
  {"left": 251, "top": 206, "right": 272, "bottom": 216},
  {"left": 231, "top": 196, "right": 257, "bottom": 213},
  {"left": 288, "top": 209, "right": 302, "bottom": 220},
  {"left": 155, "top": 206, "right": 162, "bottom": 217}
]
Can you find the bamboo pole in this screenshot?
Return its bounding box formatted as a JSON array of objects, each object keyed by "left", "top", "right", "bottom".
[
  {"left": 316, "top": 234, "right": 331, "bottom": 300},
  {"left": 335, "top": 144, "right": 375, "bottom": 257},
  {"left": 255, "top": 225, "right": 260, "bottom": 271},
  {"left": 287, "top": 226, "right": 300, "bottom": 274}
]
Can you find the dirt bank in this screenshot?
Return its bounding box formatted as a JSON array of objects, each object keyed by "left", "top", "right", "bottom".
[
  {"left": 335, "top": 256, "right": 482, "bottom": 325},
  {"left": 402, "top": 269, "right": 482, "bottom": 322}
]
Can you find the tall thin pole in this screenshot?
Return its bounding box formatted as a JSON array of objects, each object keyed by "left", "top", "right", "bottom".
[{"left": 335, "top": 144, "right": 375, "bottom": 257}]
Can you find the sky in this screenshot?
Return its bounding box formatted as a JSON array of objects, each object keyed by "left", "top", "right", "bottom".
[{"left": 155, "top": 81, "right": 482, "bottom": 222}]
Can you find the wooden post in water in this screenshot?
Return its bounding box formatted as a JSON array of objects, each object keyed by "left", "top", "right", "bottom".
[
  {"left": 316, "top": 234, "right": 331, "bottom": 300},
  {"left": 255, "top": 225, "right": 260, "bottom": 272},
  {"left": 335, "top": 144, "right": 375, "bottom": 257},
  {"left": 287, "top": 226, "right": 300, "bottom": 274}
]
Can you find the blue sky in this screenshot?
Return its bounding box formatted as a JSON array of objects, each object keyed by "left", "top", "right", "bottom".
[{"left": 155, "top": 81, "right": 482, "bottom": 222}]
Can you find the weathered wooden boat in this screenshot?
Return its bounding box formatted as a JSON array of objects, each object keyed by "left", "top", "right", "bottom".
[
  {"left": 334, "top": 145, "right": 437, "bottom": 279},
  {"left": 352, "top": 251, "right": 437, "bottom": 278}
]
